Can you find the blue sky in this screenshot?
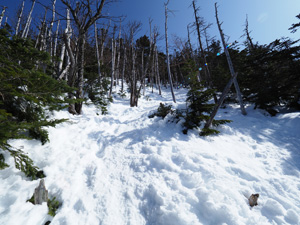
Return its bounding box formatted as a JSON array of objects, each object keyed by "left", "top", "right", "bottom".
[{"left": 1, "top": 0, "right": 300, "bottom": 51}]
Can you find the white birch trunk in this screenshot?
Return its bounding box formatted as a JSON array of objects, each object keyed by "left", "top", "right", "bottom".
[
  {"left": 22, "top": 0, "right": 35, "bottom": 38},
  {"left": 58, "top": 9, "right": 72, "bottom": 78},
  {"left": 94, "top": 22, "right": 102, "bottom": 80},
  {"left": 142, "top": 48, "right": 145, "bottom": 95},
  {"left": 155, "top": 45, "right": 162, "bottom": 96},
  {"left": 109, "top": 37, "right": 115, "bottom": 97},
  {"left": 48, "top": 0, "right": 57, "bottom": 57},
  {"left": 24, "top": 16, "right": 32, "bottom": 38},
  {"left": 0, "top": 7, "right": 7, "bottom": 27},
  {"left": 164, "top": 1, "right": 176, "bottom": 103},
  {"left": 116, "top": 20, "right": 122, "bottom": 84},
  {"left": 53, "top": 20, "right": 60, "bottom": 57},
  {"left": 15, "top": 1, "right": 25, "bottom": 36},
  {"left": 121, "top": 45, "right": 126, "bottom": 92}
]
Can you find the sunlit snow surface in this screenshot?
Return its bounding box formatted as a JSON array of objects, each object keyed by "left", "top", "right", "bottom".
[{"left": 1, "top": 87, "right": 300, "bottom": 225}]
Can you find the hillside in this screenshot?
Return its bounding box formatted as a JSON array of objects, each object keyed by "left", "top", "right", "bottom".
[{"left": 1, "top": 87, "right": 300, "bottom": 225}]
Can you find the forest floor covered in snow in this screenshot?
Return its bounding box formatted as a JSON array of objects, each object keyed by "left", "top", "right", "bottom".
[{"left": 1, "top": 87, "right": 300, "bottom": 225}]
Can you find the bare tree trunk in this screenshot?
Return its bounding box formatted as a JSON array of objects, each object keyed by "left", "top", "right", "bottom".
[
  {"left": 15, "top": 1, "right": 25, "bottom": 36},
  {"left": 192, "top": 0, "right": 217, "bottom": 103},
  {"left": 142, "top": 48, "right": 145, "bottom": 95},
  {"left": 154, "top": 45, "right": 162, "bottom": 95},
  {"left": 151, "top": 48, "right": 155, "bottom": 93},
  {"left": 244, "top": 15, "right": 255, "bottom": 50},
  {"left": 215, "top": 3, "right": 247, "bottom": 115},
  {"left": 109, "top": 26, "right": 116, "bottom": 97},
  {"left": 53, "top": 20, "right": 60, "bottom": 57},
  {"left": 0, "top": 7, "right": 7, "bottom": 27},
  {"left": 100, "top": 21, "right": 111, "bottom": 65},
  {"left": 61, "top": 0, "right": 107, "bottom": 114},
  {"left": 116, "top": 19, "right": 122, "bottom": 85},
  {"left": 58, "top": 9, "right": 71, "bottom": 80},
  {"left": 48, "top": 0, "right": 57, "bottom": 57},
  {"left": 74, "top": 32, "right": 86, "bottom": 114},
  {"left": 130, "top": 43, "right": 137, "bottom": 107},
  {"left": 95, "top": 22, "right": 102, "bottom": 80},
  {"left": 164, "top": 0, "right": 176, "bottom": 103},
  {"left": 121, "top": 44, "right": 126, "bottom": 92},
  {"left": 63, "top": 33, "right": 76, "bottom": 115},
  {"left": 204, "top": 72, "right": 238, "bottom": 129},
  {"left": 22, "top": 0, "right": 36, "bottom": 39},
  {"left": 24, "top": 17, "right": 32, "bottom": 38}
]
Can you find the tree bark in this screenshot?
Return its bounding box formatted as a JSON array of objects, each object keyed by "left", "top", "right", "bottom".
[
  {"left": 0, "top": 7, "right": 7, "bottom": 28},
  {"left": 53, "top": 20, "right": 60, "bottom": 58},
  {"left": 61, "top": 0, "right": 107, "bottom": 114},
  {"left": 22, "top": 0, "right": 35, "bottom": 38},
  {"left": 215, "top": 3, "right": 247, "bottom": 115},
  {"left": 165, "top": 0, "right": 176, "bottom": 103},
  {"left": 121, "top": 44, "right": 126, "bottom": 92},
  {"left": 15, "top": 2, "right": 24, "bottom": 36},
  {"left": 204, "top": 72, "right": 238, "bottom": 129},
  {"left": 192, "top": 0, "right": 217, "bottom": 104},
  {"left": 95, "top": 22, "right": 102, "bottom": 80}
]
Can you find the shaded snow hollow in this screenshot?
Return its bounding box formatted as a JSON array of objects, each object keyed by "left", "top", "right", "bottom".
[{"left": 1, "top": 87, "right": 300, "bottom": 225}]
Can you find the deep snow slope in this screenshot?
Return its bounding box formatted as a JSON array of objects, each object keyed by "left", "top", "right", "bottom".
[{"left": 1, "top": 87, "right": 300, "bottom": 225}]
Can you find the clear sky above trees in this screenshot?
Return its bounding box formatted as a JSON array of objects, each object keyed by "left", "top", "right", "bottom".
[{"left": 1, "top": 0, "right": 300, "bottom": 51}]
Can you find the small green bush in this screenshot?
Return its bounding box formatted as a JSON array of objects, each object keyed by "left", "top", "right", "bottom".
[
  {"left": 0, "top": 154, "right": 9, "bottom": 169},
  {"left": 149, "top": 103, "right": 174, "bottom": 119},
  {"left": 27, "top": 195, "right": 61, "bottom": 217},
  {"left": 47, "top": 197, "right": 61, "bottom": 217}
]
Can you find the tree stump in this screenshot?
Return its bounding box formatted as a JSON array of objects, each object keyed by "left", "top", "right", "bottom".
[{"left": 34, "top": 179, "right": 48, "bottom": 205}]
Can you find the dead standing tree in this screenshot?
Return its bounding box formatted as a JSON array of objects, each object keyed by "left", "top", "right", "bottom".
[
  {"left": 192, "top": 0, "right": 217, "bottom": 104},
  {"left": 22, "top": 0, "right": 36, "bottom": 39},
  {"left": 204, "top": 3, "right": 247, "bottom": 129},
  {"left": 0, "top": 7, "right": 7, "bottom": 28},
  {"left": 128, "top": 21, "right": 142, "bottom": 107},
  {"left": 15, "top": 1, "right": 25, "bottom": 36},
  {"left": 164, "top": 0, "right": 176, "bottom": 103},
  {"left": 61, "top": 0, "right": 107, "bottom": 114},
  {"left": 214, "top": 3, "right": 247, "bottom": 116}
]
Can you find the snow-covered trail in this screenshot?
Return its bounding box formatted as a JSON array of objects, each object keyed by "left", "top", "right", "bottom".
[{"left": 1, "top": 88, "right": 300, "bottom": 225}]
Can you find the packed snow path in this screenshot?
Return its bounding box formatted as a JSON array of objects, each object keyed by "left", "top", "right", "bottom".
[{"left": 1, "top": 88, "right": 300, "bottom": 225}]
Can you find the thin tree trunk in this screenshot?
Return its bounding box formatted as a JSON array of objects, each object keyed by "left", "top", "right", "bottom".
[
  {"left": 0, "top": 7, "right": 7, "bottom": 27},
  {"left": 75, "top": 33, "right": 86, "bottom": 114},
  {"left": 116, "top": 19, "right": 122, "bottom": 85},
  {"left": 165, "top": 0, "right": 176, "bottom": 103},
  {"left": 48, "top": 0, "right": 57, "bottom": 57},
  {"left": 130, "top": 43, "right": 137, "bottom": 107},
  {"left": 22, "top": 0, "right": 36, "bottom": 38},
  {"left": 94, "top": 22, "right": 102, "bottom": 80},
  {"left": 109, "top": 27, "right": 116, "bottom": 97},
  {"left": 53, "top": 20, "right": 60, "bottom": 57},
  {"left": 192, "top": 0, "right": 217, "bottom": 103},
  {"left": 58, "top": 9, "right": 71, "bottom": 79},
  {"left": 15, "top": 2, "right": 25, "bottom": 36},
  {"left": 244, "top": 15, "right": 255, "bottom": 50},
  {"left": 121, "top": 45, "right": 126, "bottom": 92},
  {"left": 100, "top": 21, "right": 111, "bottom": 65},
  {"left": 24, "top": 17, "right": 32, "bottom": 38},
  {"left": 215, "top": 3, "right": 247, "bottom": 115},
  {"left": 204, "top": 72, "right": 238, "bottom": 129},
  {"left": 142, "top": 48, "right": 145, "bottom": 95},
  {"left": 155, "top": 46, "right": 162, "bottom": 95}
]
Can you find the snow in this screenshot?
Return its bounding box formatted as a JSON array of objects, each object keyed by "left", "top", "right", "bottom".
[{"left": 1, "top": 87, "right": 300, "bottom": 225}]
